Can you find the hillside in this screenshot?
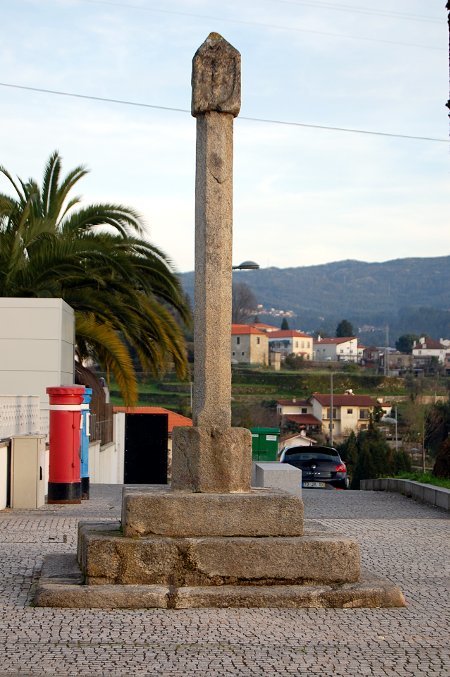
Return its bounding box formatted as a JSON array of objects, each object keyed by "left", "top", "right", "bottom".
[{"left": 179, "top": 256, "right": 450, "bottom": 344}]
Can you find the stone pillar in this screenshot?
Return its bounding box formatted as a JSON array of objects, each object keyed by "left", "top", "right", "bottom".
[{"left": 172, "top": 33, "right": 252, "bottom": 493}]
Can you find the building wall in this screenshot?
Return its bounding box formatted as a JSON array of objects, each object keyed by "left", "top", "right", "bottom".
[
  {"left": 0, "top": 298, "right": 75, "bottom": 434},
  {"left": 340, "top": 406, "right": 360, "bottom": 434},
  {"left": 269, "top": 337, "right": 313, "bottom": 359},
  {"left": 231, "top": 333, "right": 268, "bottom": 364},
  {"left": 314, "top": 339, "right": 358, "bottom": 362},
  {"left": 314, "top": 343, "right": 336, "bottom": 361}
]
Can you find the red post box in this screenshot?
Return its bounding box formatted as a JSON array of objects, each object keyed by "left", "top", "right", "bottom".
[{"left": 46, "top": 386, "right": 85, "bottom": 504}]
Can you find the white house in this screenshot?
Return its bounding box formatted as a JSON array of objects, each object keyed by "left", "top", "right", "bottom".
[
  {"left": 313, "top": 336, "right": 358, "bottom": 362},
  {"left": 268, "top": 330, "right": 313, "bottom": 360},
  {"left": 277, "top": 391, "right": 377, "bottom": 440},
  {"left": 412, "top": 337, "right": 447, "bottom": 365},
  {"left": 310, "top": 392, "right": 377, "bottom": 438}
]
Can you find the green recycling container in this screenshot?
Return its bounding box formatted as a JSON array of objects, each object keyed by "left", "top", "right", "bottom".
[{"left": 250, "top": 427, "right": 280, "bottom": 462}]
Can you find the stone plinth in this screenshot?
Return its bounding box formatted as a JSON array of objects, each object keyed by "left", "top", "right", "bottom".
[
  {"left": 171, "top": 426, "right": 252, "bottom": 492},
  {"left": 78, "top": 522, "right": 360, "bottom": 587},
  {"left": 122, "top": 487, "right": 304, "bottom": 537}
]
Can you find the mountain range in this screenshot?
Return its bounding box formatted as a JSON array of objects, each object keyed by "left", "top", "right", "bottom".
[{"left": 179, "top": 256, "right": 450, "bottom": 346}]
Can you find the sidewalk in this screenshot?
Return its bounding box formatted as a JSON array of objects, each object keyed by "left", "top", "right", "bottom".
[{"left": 0, "top": 485, "right": 449, "bottom": 676}]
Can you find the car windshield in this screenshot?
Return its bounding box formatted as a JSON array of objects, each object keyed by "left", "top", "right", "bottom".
[{"left": 284, "top": 449, "right": 340, "bottom": 462}]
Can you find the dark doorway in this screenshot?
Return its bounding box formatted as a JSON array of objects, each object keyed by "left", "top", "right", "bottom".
[{"left": 124, "top": 413, "right": 168, "bottom": 484}]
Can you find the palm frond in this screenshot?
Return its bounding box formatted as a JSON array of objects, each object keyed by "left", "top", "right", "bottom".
[{"left": 76, "top": 313, "right": 138, "bottom": 406}]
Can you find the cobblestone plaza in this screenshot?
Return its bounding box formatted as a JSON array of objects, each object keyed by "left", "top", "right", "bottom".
[{"left": 0, "top": 485, "right": 449, "bottom": 676}]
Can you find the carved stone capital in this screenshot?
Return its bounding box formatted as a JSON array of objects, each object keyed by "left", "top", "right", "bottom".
[{"left": 191, "top": 32, "right": 241, "bottom": 117}]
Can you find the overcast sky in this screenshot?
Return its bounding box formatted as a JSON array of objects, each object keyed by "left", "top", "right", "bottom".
[{"left": 1, "top": 0, "right": 448, "bottom": 273}]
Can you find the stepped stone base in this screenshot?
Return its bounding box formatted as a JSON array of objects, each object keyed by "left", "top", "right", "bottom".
[
  {"left": 35, "top": 554, "right": 406, "bottom": 609},
  {"left": 34, "top": 485, "right": 406, "bottom": 609}
]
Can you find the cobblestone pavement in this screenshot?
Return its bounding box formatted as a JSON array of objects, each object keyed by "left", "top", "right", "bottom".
[{"left": 0, "top": 486, "right": 449, "bottom": 676}]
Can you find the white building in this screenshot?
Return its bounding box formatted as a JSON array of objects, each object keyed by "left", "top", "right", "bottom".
[
  {"left": 412, "top": 337, "right": 447, "bottom": 364},
  {"left": 268, "top": 330, "right": 313, "bottom": 360},
  {"left": 313, "top": 336, "right": 358, "bottom": 362}
]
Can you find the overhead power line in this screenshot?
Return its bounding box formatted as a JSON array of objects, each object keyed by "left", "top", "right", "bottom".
[
  {"left": 79, "top": 0, "right": 443, "bottom": 51},
  {"left": 270, "top": 0, "right": 440, "bottom": 23},
  {"left": 1, "top": 81, "right": 448, "bottom": 143}
]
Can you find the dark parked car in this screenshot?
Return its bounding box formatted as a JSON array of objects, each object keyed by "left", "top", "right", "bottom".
[{"left": 279, "top": 445, "right": 349, "bottom": 489}]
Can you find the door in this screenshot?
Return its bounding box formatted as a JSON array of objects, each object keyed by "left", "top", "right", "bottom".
[{"left": 124, "top": 413, "right": 168, "bottom": 484}]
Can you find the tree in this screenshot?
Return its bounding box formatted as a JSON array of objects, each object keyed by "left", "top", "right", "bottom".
[
  {"left": 280, "top": 317, "right": 289, "bottom": 330},
  {"left": 433, "top": 437, "right": 450, "bottom": 478},
  {"left": 336, "top": 319, "right": 354, "bottom": 337},
  {"left": 337, "top": 431, "right": 358, "bottom": 471},
  {"left": 0, "top": 152, "right": 190, "bottom": 405},
  {"left": 349, "top": 423, "right": 392, "bottom": 489},
  {"left": 232, "top": 282, "right": 257, "bottom": 323},
  {"left": 395, "top": 334, "right": 419, "bottom": 354},
  {"left": 284, "top": 353, "right": 304, "bottom": 370}
]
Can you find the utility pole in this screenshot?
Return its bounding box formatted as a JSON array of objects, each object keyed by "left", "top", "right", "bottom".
[
  {"left": 447, "top": 2, "right": 450, "bottom": 116},
  {"left": 385, "top": 324, "right": 389, "bottom": 377},
  {"left": 329, "top": 371, "right": 334, "bottom": 447}
]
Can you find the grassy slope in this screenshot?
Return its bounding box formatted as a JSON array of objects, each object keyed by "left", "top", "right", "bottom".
[{"left": 108, "top": 368, "right": 448, "bottom": 415}]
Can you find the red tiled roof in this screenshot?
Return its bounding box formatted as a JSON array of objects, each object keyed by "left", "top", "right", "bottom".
[
  {"left": 231, "top": 324, "right": 266, "bottom": 336},
  {"left": 311, "top": 394, "right": 376, "bottom": 407},
  {"left": 414, "top": 337, "right": 445, "bottom": 350},
  {"left": 284, "top": 414, "right": 321, "bottom": 426},
  {"left": 313, "top": 337, "right": 356, "bottom": 344},
  {"left": 113, "top": 406, "right": 192, "bottom": 432},
  {"left": 268, "top": 330, "right": 311, "bottom": 339}
]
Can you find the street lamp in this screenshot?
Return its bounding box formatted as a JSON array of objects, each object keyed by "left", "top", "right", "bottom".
[{"left": 232, "top": 260, "right": 260, "bottom": 270}]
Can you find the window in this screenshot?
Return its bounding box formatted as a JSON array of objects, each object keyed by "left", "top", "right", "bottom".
[
  {"left": 326, "top": 408, "right": 337, "bottom": 419},
  {"left": 301, "top": 408, "right": 307, "bottom": 414},
  {"left": 360, "top": 409, "right": 369, "bottom": 419},
  {"left": 256, "top": 337, "right": 260, "bottom": 345},
  {"left": 232, "top": 351, "right": 235, "bottom": 356},
  {"left": 241, "top": 352, "right": 245, "bottom": 356},
  {"left": 236, "top": 337, "right": 240, "bottom": 345},
  {"left": 347, "top": 408, "right": 353, "bottom": 414}
]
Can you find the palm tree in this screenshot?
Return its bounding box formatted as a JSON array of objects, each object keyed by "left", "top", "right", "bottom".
[{"left": 0, "top": 151, "right": 190, "bottom": 404}]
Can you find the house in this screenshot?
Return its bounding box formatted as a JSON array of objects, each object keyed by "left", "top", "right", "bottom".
[
  {"left": 381, "top": 351, "right": 414, "bottom": 375},
  {"left": 278, "top": 431, "right": 317, "bottom": 455},
  {"left": 231, "top": 324, "right": 268, "bottom": 365},
  {"left": 276, "top": 391, "right": 378, "bottom": 440},
  {"left": 361, "top": 346, "right": 382, "bottom": 368},
  {"left": 267, "top": 330, "right": 313, "bottom": 360},
  {"left": 313, "top": 336, "right": 358, "bottom": 362},
  {"left": 310, "top": 392, "right": 377, "bottom": 439},
  {"left": 412, "top": 336, "right": 447, "bottom": 365},
  {"left": 276, "top": 398, "right": 322, "bottom": 436}
]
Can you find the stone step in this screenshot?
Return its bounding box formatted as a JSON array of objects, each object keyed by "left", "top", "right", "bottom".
[
  {"left": 78, "top": 522, "right": 360, "bottom": 587},
  {"left": 122, "top": 486, "right": 304, "bottom": 538},
  {"left": 35, "top": 554, "right": 405, "bottom": 609}
]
